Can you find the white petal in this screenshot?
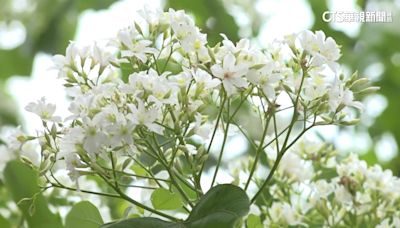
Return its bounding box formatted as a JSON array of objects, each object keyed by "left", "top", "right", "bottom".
[
  {"left": 211, "top": 64, "right": 224, "bottom": 79},
  {"left": 223, "top": 53, "right": 236, "bottom": 72}
]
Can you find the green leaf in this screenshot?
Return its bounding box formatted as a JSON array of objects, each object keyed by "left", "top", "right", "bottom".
[
  {"left": 131, "top": 164, "right": 147, "bottom": 176},
  {"left": 0, "top": 215, "right": 11, "bottom": 228},
  {"left": 156, "top": 58, "right": 182, "bottom": 74},
  {"left": 3, "top": 160, "right": 63, "bottom": 228},
  {"left": 65, "top": 201, "right": 104, "bottom": 228},
  {"left": 120, "top": 62, "right": 133, "bottom": 82},
  {"left": 102, "top": 217, "right": 182, "bottom": 228},
  {"left": 185, "top": 184, "right": 250, "bottom": 228},
  {"left": 102, "top": 184, "right": 249, "bottom": 228},
  {"left": 246, "top": 214, "right": 263, "bottom": 228},
  {"left": 151, "top": 188, "right": 183, "bottom": 210}
]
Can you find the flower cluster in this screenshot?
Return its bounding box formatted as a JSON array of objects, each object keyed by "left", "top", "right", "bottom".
[
  {"left": 244, "top": 141, "right": 400, "bottom": 227},
  {"left": 0, "top": 7, "right": 381, "bottom": 227}
]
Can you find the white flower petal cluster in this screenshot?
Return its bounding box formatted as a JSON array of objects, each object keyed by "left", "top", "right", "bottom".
[{"left": 248, "top": 140, "right": 400, "bottom": 227}]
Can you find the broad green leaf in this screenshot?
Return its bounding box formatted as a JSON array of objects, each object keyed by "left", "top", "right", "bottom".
[
  {"left": 0, "top": 215, "right": 11, "bottom": 228},
  {"left": 4, "top": 160, "right": 63, "bottom": 228},
  {"left": 103, "top": 184, "right": 250, "bottom": 228},
  {"left": 175, "top": 178, "right": 198, "bottom": 201},
  {"left": 131, "top": 164, "right": 147, "bottom": 176},
  {"left": 102, "top": 217, "right": 183, "bottom": 228},
  {"left": 151, "top": 188, "right": 183, "bottom": 210},
  {"left": 185, "top": 184, "right": 250, "bottom": 228},
  {"left": 65, "top": 201, "right": 104, "bottom": 228},
  {"left": 246, "top": 214, "right": 263, "bottom": 228},
  {"left": 156, "top": 58, "right": 182, "bottom": 74},
  {"left": 120, "top": 62, "right": 134, "bottom": 83}
]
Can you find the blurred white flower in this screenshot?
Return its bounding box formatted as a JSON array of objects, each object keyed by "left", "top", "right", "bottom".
[{"left": 25, "top": 97, "right": 61, "bottom": 122}]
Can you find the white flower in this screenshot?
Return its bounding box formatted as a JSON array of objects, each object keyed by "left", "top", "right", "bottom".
[
  {"left": 278, "top": 151, "right": 314, "bottom": 182},
  {"left": 168, "top": 9, "right": 196, "bottom": 39},
  {"left": 117, "top": 28, "right": 157, "bottom": 63},
  {"left": 25, "top": 97, "right": 61, "bottom": 122},
  {"left": 53, "top": 42, "right": 89, "bottom": 75},
  {"left": 173, "top": 70, "right": 193, "bottom": 89},
  {"left": 127, "top": 100, "right": 162, "bottom": 134},
  {"left": 82, "top": 118, "right": 108, "bottom": 155},
  {"left": 365, "top": 165, "right": 399, "bottom": 198},
  {"left": 108, "top": 119, "right": 136, "bottom": 147},
  {"left": 247, "top": 63, "right": 282, "bottom": 99},
  {"left": 217, "top": 35, "right": 250, "bottom": 57},
  {"left": 302, "top": 69, "right": 329, "bottom": 101},
  {"left": 313, "top": 180, "right": 334, "bottom": 199},
  {"left": 334, "top": 185, "right": 353, "bottom": 205},
  {"left": 269, "top": 202, "right": 302, "bottom": 226},
  {"left": 336, "top": 154, "right": 367, "bottom": 184},
  {"left": 192, "top": 69, "right": 220, "bottom": 96},
  {"left": 138, "top": 7, "right": 164, "bottom": 28},
  {"left": 0, "top": 127, "right": 26, "bottom": 151},
  {"left": 211, "top": 53, "right": 248, "bottom": 96},
  {"left": 59, "top": 127, "right": 85, "bottom": 160},
  {"left": 180, "top": 30, "right": 208, "bottom": 54},
  {"left": 192, "top": 113, "right": 212, "bottom": 140},
  {"left": 92, "top": 43, "right": 116, "bottom": 71},
  {"left": 328, "top": 77, "right": 363, "bottom": 112},
  {"left": 298, "top": 30, "right": 341, "bottom": 70}
]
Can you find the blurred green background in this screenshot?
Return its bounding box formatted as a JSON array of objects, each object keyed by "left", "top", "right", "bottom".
[{"left": 0, "top": 0, "right": 399, "bottom": 226}]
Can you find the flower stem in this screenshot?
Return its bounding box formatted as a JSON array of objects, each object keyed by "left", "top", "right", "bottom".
[
  {"left": 210, "top": 99, "right": 230, "bottom": 188},
  {"left": 197, "top": 93, "right": 226, "bottom": 180},
  {"left": 244, "top": 115, "right": 271, "bottom": 190}
]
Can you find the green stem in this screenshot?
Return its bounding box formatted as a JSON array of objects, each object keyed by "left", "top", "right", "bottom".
[
  {"left": 280, "top": 66, "right": 307, "bottom": 154},
  {"left": 251, "top": 64, "right": 308, "bottom": 203},
  {"left": 117, "top": 183, "right": 158, "bottom": 190},
  {"left": 250, "top": 152, "right": 283, "bottom": 203},
  {"left": 141, "top": 140, "right": 195, "bottom": 207},
  {"left": 197, "top": 93, "right": 227, "bottom": 179},
  {"left": 244, "top": 115, "right": 271, "bottom": 190},
  {"left": 47, "top": 183, "right": 121, "bottom": 199},
  {"left": 227, "top": 87, "right": 253, "bottom": 122},
  {"left": 105, "top": 176, "right": 179, "bottom": 221},
  {"left": 101, "top": 167, "right": 171, "bottom": 182},
  {"left": 210, "top": 99, "right": 230, "bottom": 188},
  {"left": 162, "top": 46, "right": 174, "bottom": 73},
  {"left": 110, "top": 152, "right": 119, "bottom": 189}
]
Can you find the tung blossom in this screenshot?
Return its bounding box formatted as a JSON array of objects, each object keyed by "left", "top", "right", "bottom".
[
  {"left": 328, "top": 77, "right": 363, "bottom": 112},
  {"left": 25, "top": 97, "right": 61, "bottom": 122},
  {"left": 127, "top": 100, "right": 162, "bottom": 134},
  {"left": 247, "top": 63, "right": 282, "bottom": 99},
  {"left": 211, "top": 53, "right": 248, "bottom": 96},
  {"left": 116, "top": 28, "right": 157, "bottom": 63},
  {"left": 298, "top": 30, "right": 341, "bottom": 71}
]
